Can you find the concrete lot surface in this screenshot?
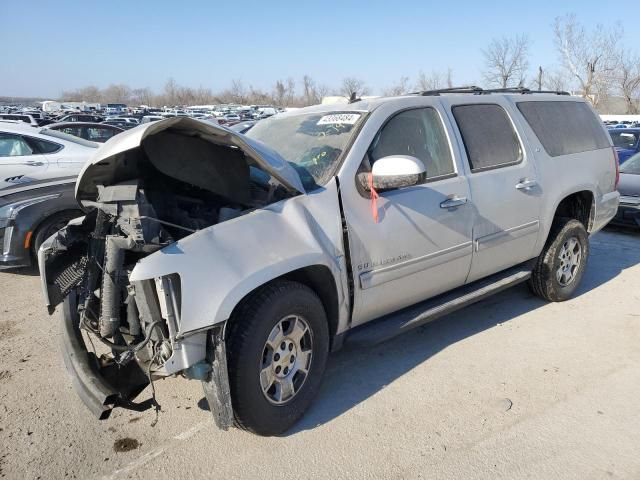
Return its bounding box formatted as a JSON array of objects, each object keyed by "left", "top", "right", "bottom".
[{"left": 0, "top": 229, "right": 639, "bottom": 480}]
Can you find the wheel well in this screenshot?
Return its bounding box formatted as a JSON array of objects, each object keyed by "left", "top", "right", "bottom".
[
  {"left": 280, "top": 266, "right": 340, "bottom": 345},
  {"left": 31, "top": 209, "right": 83, "bottom": 255},
  {"left": 229, "top": 265, "right": 340, "bottom": 347},
  {"left": 554, "top": 191, "right": 594, "bottom": 231}
]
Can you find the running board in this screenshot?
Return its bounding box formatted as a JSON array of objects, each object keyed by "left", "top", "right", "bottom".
[{"left": 345, "top": 263, "right": 533, "bottom": 347}]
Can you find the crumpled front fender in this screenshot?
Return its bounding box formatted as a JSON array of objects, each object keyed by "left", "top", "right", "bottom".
[{"left": 129, "top": 178, "right": 349, "bottom": 336}]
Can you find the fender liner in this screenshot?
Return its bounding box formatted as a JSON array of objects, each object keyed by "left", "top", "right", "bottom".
[{"left": 201, "top": 326, "right": 233, "bottom": 430}]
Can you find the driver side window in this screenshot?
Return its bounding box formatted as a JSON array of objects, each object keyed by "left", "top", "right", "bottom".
[{"left": 368, "top": 108, "right": 455, "bottom": 179}]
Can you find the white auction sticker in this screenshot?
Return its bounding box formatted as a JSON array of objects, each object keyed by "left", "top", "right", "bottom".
[{"left": 317, "top": 113, "right": 361, "bottom": 125}]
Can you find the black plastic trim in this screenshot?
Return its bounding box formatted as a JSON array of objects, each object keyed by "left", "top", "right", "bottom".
[{"left": 60, "top": 292, "right": 118, "bottom": 419}]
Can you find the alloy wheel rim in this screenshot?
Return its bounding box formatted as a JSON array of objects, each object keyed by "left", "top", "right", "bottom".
[
  {"left": 556, "top": 236, "right": 582, "bottom": 287},
  {"left": 259, "top": 315, "right": 313, "bottom": 405}
]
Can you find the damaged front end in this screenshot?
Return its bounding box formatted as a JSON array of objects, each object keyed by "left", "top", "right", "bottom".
[{"left": 39, "top": 117, "right": 303, "bottom": 424}]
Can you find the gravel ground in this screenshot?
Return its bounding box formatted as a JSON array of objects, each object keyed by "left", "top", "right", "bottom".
[{"left": 0, "top": 228, "right": 639, "bottom": 480}]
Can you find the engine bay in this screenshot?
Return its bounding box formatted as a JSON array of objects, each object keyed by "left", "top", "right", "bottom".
[{"left": 43, "top": 126, "right": 293, "bottom": 380}]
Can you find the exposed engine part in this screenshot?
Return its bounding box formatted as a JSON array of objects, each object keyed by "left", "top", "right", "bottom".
[
  {"left": 126, "top": 295, "right": 141, "bottom": 337},
  {"left": 99, "top": 235, "right": 129, "bottom": 337},
  {"left": 41, "top": 128, "right": 291, "bottom": 406},
  {"left": 38, "top": 122, "right": 296, "bottom": 421}
]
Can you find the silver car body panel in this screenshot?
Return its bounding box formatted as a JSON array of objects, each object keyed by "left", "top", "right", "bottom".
[
  {"left": 127, "top": 177, "right": 349, "bottom": 336},
  {"left": 335, "top": 94, "right": 618, "bottom": 325},
  {"left": 39, "top": 93, "right": 619, "bottom": 375}
]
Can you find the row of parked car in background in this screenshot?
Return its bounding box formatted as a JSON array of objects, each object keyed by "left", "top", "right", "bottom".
[
  {"left": 0, "top": 103, "right": 281, "bottom": 129},
  {"left": 0, "top": 97, "right": 638, "bottom": 274}
]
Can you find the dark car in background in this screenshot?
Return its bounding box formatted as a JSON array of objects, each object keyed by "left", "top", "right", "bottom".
[
  {"left": 229, "top": 120, "right": 257, "bottom": 134},
  {"left": 46, "top": 122, "right": 124, "bottom": 143},
  {"left": 57, "top": 113, "right": 104, "bottom": 123},
  {"left": 611, "top": 152, "right": 640, "bottom": 229},
  {"left": 609, "top": 128, "right": 640, "bottom": 164},
  {"left": 101, "top": 119, "right": 137, "bottom": 130},
  {"left": 0, "top": 178, "right": 82, "bottom": 269}
]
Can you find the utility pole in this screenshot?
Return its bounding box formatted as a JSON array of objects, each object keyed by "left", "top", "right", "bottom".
[{"left": 537, "top": 66, "right": 543, "bottom": 91}]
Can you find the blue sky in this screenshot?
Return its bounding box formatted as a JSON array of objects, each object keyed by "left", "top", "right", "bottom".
[{"left": 2, "top": 0, "right": 637, "bottom": 98}]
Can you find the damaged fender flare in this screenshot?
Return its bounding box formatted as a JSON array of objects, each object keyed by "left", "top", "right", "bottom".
[{"left": 201, "top": 326, "right": 234, "bottom": 430}]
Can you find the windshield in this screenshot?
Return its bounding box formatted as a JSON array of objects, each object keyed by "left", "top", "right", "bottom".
[
  {"left": 620, "top": 152, "right": 640, "bottom": 175},
  {"left": 246, "top": 111, "right": 364, "bottom": 189},
  {"left": 609, "top": 131, "right": 639, "bottom": 149}
]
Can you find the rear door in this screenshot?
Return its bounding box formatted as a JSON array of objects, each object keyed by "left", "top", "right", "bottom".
[
  {"left": 445, "top": 99, "right": 542, "bottom": 282},
  {"left": 0, "top": 133, "right": 49, "bottom": 189}
]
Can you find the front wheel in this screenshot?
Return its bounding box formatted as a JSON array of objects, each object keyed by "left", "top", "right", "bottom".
[
  {"left": 529, "top": 218, "right": 589, "bottom": 302},
  {"left": 226, "top": 280, "right": 329, "bottom": 436}
]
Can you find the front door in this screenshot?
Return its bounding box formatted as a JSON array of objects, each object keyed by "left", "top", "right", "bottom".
[
  {"left": 341, "top": 106, "right": 475, "bottom": 326},
  {"left": 0, "top": 133, "right": 48, "bottom": 189}
]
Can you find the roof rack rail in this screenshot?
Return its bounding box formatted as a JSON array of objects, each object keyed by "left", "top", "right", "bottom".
[
  {"left": 479, "top": 87, "right": 570, "bottom": 96},
  {"left": 408, "top": 86, "right": 570, "bottom": 96},
  {"left": 409, "top": 86, "right": 483, "bottom": 96}
]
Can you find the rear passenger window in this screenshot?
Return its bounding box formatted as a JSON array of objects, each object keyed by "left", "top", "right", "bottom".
[
  {"left": 452, "top": 104, "right": 523, "bottom": 171},
  {"left": 369, "top": 107, "right": 455, "bottom": 179},
  {"left": 24, "top": 136, "right": 62, "bottom": 154},
  {"left": 517, "top": 101, "right": 610, "bottom": 156}
]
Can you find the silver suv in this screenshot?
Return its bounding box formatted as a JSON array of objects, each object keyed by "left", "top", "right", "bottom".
[{"left": 39, "top": 87, "right": 620, "bottom": 435}]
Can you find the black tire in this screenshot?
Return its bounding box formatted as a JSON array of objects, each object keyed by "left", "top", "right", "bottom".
[
  {"left": 226, "top": 280, "right": 329, "bottom": 436},
  {"left": 32, "top": 211, "right": 79, "bottom": 256},
  {"left": 529, "top": 218, "right": 589, "bottom": 302}
]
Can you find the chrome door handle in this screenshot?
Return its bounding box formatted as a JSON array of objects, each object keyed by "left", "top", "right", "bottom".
[
  {"left": 440, "top": 196, "right": 468, "bottom": 209},
  {"left": 516, "top": 178, "right": 537, "bottom": 190},
  {"left": 24, "top": 161, "right": 44, "bottom": 166}
]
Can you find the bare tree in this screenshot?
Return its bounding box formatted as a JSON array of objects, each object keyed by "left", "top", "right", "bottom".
[
  {"left": 102, "top": 84, "right": 131, "bottom": 104},
  {"left": 229, "top": 79, "right": 247, "bottom": 104},
  {"left": 272, "top": 80, "right": 287, "bottom": 106},
  {"left": 383, "top": 76, "right": 410, "bottom": 96},
  {"left": 61, "top": 85, "right": 102, "bottom": 102},
  {"left": 482, "top": 35, "right": 530, "bottom": 88},
  {"left": 618, "top": 51, "right": 640, "bottom": 114},
  {"left": 545, "top": 72, "right": 568, "bottom": 92},
  {"left": 416, "top": 70, "right": 443, "bottom": 91},
  {"left": 285, "top": 77, "right": 296, "bottom": 106},
  {"left": 302, "top": 75, "right": 316, "bottom": 105},
  {"left": 161, "top": 78, "right": 179, "bottom": 105},
  {"left": 247, "top": 86, "right": 272, "bottom": 105},
  {"left": 554, "top": 14, "right": 620, "bottom": 106},
  {"left": 446, "top": 68, "right": 453, "bottom": 88},
  {"left": 315, "top": 83, "right": 330, "bottom": 102},
  {"left": 131, "top": 87, "right": 154, "bottom": 106},
  {"left": 341, "top": 77, "right": 369, "bottom": 98}
]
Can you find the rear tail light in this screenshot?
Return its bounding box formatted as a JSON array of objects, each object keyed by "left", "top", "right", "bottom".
[{"left": 613, "top": 147, "right": 620, "bottom": 190}]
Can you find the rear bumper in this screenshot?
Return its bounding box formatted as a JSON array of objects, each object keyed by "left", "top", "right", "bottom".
[{"left": 592, "top": 191, "right": 620, "bottom": 233}]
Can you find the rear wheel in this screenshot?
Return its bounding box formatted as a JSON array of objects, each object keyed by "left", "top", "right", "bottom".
[
  {"left": 529, "top": 218, "right": 589, "bottom": 302},
  {"left": 226, "top": 280, "right": 329, "bottom": 436}
]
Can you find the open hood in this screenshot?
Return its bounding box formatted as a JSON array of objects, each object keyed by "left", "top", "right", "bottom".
[{"left": 75, "top": 117, "right": 305, "bottom": 201}]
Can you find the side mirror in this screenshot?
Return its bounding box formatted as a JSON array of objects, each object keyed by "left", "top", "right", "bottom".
[{"left": 359, "top": 155, "right": 427, "bottom": 192}]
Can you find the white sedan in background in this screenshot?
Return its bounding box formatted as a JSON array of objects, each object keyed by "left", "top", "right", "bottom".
[{"left": 0, "top": 121, "right": 98, "bottom": 190}]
